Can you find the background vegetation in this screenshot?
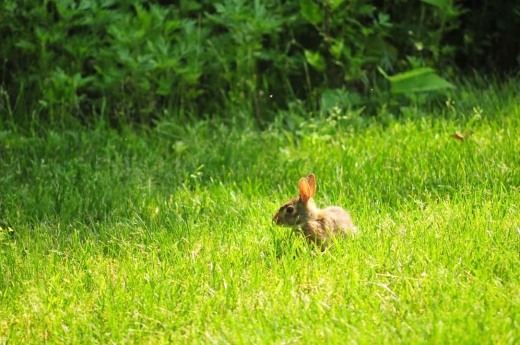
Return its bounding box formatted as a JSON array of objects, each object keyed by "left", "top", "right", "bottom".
[{"left": 1, "top": 0, "right": 519, "bottom": 125}]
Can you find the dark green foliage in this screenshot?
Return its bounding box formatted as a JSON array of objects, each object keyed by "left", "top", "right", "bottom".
[{"left": 0, "top": 0, "right": 518, "bottom": 125}]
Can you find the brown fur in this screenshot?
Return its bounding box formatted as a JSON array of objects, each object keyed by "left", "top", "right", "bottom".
[{"left": 272, "top": 174, "right": 357, "bottom": 249}]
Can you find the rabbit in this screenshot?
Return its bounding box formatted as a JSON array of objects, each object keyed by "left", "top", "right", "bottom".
[{"left": 272, "top": 173, "right": 357, "bottom": 249}]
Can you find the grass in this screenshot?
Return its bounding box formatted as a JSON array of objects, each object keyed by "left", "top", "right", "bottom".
[{"left": 1, "top": 81, "right": 519, "bottom": 344}]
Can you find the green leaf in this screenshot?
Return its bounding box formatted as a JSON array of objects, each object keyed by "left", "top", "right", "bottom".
[
  {"left": 300, "top": 0, "right": 323, "bottom": 26},
  {"left": 384, "top": 67, "right": 435, "bottom": 82},
  {"left": 379, "top": 67, "right": 455, "bottom": 94},
  {"left": 377, "top": 66, "right": 389, "bottom": 79},
  {"left": 320, "top": 88, "right": 362, "bottom": 112},
  {"left": 330, "top": 40, "right": 344, "bottom": 60},
  {"left": 15, "top": 40, "right": 36, "bottom": 52},
  {"left": 327, "top": 0, "right": 345, "bottom": 11},
  {"left": 304, "top": 50, "right": 326, "bottom": 72},
  {"left": 359, "top": 5, "right": 375, "bottom": 15}
]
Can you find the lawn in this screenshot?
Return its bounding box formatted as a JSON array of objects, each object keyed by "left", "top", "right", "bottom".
[{"left": 1, "top": 81, "right": 519, "bottom": 344}]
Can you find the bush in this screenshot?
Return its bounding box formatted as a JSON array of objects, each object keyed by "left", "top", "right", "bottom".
[{"left": 0, "top": 0, "right": 518, "bottom": 126}]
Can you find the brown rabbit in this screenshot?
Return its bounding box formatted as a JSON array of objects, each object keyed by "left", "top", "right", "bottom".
[{"left": 272, "top": 173, "right": 357, "bottom": 249}]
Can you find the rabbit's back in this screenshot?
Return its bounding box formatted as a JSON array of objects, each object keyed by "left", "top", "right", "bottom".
[
  {"left": 322, "top": 206, "right": 356, "bottom": 233},
  {"left": 300, "top": 206, "right": 356, "bottom": 246}
]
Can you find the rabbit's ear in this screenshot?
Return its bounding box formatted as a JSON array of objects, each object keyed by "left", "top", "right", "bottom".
[
  {"left": 306, "top": 174, "right": 316, "bottom": 197},
  {"left": 299, "top": 177, "right": 312, "bottom": 202}
]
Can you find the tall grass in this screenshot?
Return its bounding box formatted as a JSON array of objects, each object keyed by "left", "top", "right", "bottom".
[{"left": 1, "top": 81, "right": 519, "bottom": 344}]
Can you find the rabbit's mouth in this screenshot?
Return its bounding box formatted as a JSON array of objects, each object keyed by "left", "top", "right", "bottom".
[{"left": 273, "top": 213, "right": 300, "bottom": 227}]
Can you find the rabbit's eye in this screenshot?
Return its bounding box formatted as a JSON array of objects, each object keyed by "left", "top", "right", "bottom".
[{"left": 286, "top": 206, "right": 294, "bottom": 214}]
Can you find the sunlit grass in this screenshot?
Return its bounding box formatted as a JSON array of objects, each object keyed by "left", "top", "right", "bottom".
[{"left": 1, "top": 82, "right": 519, "bottom": 344}]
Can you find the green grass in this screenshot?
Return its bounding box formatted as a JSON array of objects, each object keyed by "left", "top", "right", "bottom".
[{"left": 1, "top": 82, "right": 519, "bottom": 344}]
